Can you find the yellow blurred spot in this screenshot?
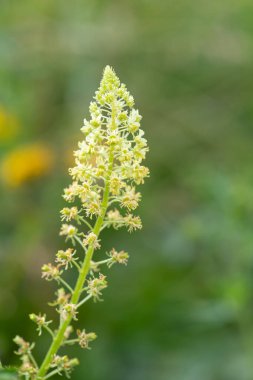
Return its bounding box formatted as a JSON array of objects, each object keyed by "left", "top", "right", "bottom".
[
  {"left": 0, "top": 107, "right": 19, "bottom": 141},
  {"left": 1, "top": 143, "right": 54, "bottom": 187}
]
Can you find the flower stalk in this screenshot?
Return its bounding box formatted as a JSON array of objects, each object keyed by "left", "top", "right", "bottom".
[{"left": 14, "top": 66, "right": 149, "bottom": 379}]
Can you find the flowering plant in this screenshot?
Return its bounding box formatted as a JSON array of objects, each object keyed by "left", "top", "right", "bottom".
[{"left": 13, "top": 66, "right": 149, "bottom": 379}]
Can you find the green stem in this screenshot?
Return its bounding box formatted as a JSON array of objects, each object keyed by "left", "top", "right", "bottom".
[
  {"left": 93, "top": 258, "right": 111, "bottom": 266},
  {"left": 78, "top": 217, "right": 93, "bottom": 231},
  {"left": 74, "top": 236, "right": 87, "bottom": 253},
  {"left": 77, "top": 294, "right": 92, "bottom": 308},
  {"left": 43, "top": 369, "right": 61, "bottom": 380},
  {"left": 63, "top": 339, "right": 78, "bottom": 346},
  {"left": 72, "top": 259, "right": 81, "bottom": 272},
  {"left": 28, "top": 352, "right": 38, "bottom": 370},
  {"left": 36, "top": 153, "right": 114, "bottom": 380},
  {"left": 43, "top": 326, "right": 55, "bottom": 340},
  {"left": 58, "top": 277, "right": 74, "bottom": 294}
]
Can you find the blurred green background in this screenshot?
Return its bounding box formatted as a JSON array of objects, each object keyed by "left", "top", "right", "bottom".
[{"left": 1, "top": 0, "right": 253, "bottom": 379}]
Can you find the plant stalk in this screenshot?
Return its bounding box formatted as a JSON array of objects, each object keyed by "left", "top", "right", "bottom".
[{"left": 36, "top": 152, "right": 114, "bottom": 379}]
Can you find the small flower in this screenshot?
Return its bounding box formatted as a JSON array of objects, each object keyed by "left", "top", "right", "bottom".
[
  {"left": 51, "top": 355, "right": 79, "bottom": 378},
  {"left": 105, "top": 209, "right": 124, "bottom": 229},
  {"left": 120, "top": 187, "right": 141, "bottom": 211},
  {"left": 85, "top": 200, "right": 101, "bottom": 217},
  {"left": 62, "top": 303, "right": 78, "bottom": 321},
  {"left": 132, "top": 164, "right": 149, "bottom": 185},
  {"left": 81, "top": 119, "right": 92, "bottom": 135},
  {"left": 63, "top": 182, "right": 82, "bottom": 202},
  {"left": 49, "top": 288, "right": 70, "bottom": 307},
  {"left": 13, "top": 336, "right": 34, "bottom": 356},
  {"left": 64, "top": 326, "right": 74, "bottom": 340},
  {"left": 109, "top": 174, "right": 125, "bottom": 195},
  {"left": 60, "top": 224, "right": 78, "bottom": 242},
  {"left": 117, "top": 143, "right": 133, "bottom": 164},
  {"left": 55, "top": 248, "right": 77, "bottom": 270},
  {"left": 124, "top": 214, "right": 142, "bottom": 232},
  {"left": 86, "top": 274, "right": 107, "bottom": 301},
  {"left": 60, "top": 207, "right": 80, "bottom": 222},
  {"left": 76, "top": 329, "right": 97, "bottom": 349},
  {"left": 29, "top": 313, "right": 52, "bottom": 336},
  {"left": 41, "top": 263, "right": 61, "bottom": 281},
  {"left": 19, "top": 356, "right": 37, "bottom": 377},
  {"left": 107, "top": 248, "right": 129, "bottom": 268},
  {"left": 83, "top": 232, "right": 101, "bottom": 250},
  {"left": 127, "top": 109, "right": 142, "bottom": 134}
]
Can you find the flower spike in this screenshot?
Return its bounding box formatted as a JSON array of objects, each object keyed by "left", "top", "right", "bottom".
[{"left": 14, "top": 66, "right": 149, "bottom": 380}]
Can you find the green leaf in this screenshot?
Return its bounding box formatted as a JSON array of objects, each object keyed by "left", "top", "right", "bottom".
[{"left": 0, "top": 368, "right": 18, "bottom": 380}]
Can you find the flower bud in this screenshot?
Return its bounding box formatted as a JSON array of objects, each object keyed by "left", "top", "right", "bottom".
[
  {"left": 62, "top": 303, "right": 78, "bottom": 321},
  {"left": 83, "top": 232, "right": 100, "bottom": 250},
  {"left": 77, "top": 329, "right": 97, "bottom": 349},
  {"left": 86, "top": 274, "right": 107, "bottom": 301},
  {"left": 108, "top": 248, "right": 129, "bottom": 268},
  {"left": 29, "top": 313, "right": 52, "bottom": 336},
  {"left": 41, "top": 263, "right": 61, "bottom": 281},
  {"left": 55, "top": 248, "right": 77, "bottom": 269}
]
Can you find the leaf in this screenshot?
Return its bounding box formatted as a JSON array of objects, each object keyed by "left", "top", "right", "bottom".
[{"left": 0, "top": 368, "right": 18, "bottom": 380}]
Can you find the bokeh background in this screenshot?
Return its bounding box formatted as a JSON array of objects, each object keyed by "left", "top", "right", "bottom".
[{"left": 1, "top": 1, "right": 253, "bottom": 379}]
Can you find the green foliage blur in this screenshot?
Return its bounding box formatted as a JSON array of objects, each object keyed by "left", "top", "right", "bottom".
[{"left": 1, "top": 1, "right": 253, "bottom": 379}]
